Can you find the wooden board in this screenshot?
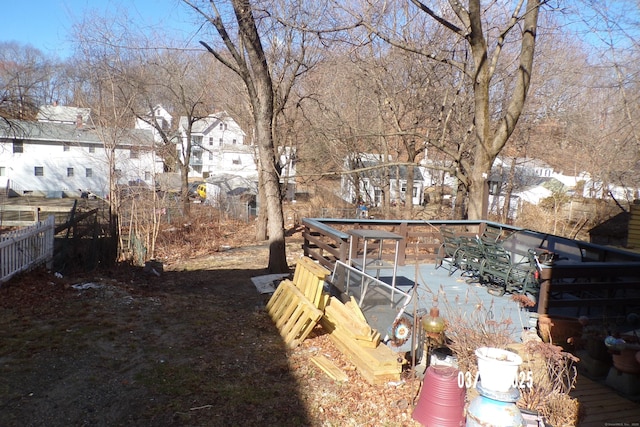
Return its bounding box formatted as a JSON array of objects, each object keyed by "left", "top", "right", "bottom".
[
  {"left": 310, "top": 354, "right": 349, "bottom": 382},
  {"left": 570, "top": 374, "right": 640, "bottom": 426},
  {"left": 323, "top": 296, "right": 372, "bottom": 338},
  {"left": 324, "top": 324, "right": 401, "bottom": 385}
]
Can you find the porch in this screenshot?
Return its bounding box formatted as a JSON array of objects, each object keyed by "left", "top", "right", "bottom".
[{"left": 301, "top": 217, "right": 640, "bottom": 417}]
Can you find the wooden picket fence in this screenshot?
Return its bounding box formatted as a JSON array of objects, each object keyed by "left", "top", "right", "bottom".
[{"left": 0, "top": 216, "right": 55, "bottom": 284}]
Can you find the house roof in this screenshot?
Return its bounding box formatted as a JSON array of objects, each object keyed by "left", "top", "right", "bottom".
[
  {"left": 37, "top": 105, "right": 91, "bottom": 124},
  {"left": 359, "top": 161, "right": 424, "bottom": 181},
  {"left": 179, "top": 112, "right": 246, "bottom": 136},
  {"left": 205, "top": 173, "right": 258, "bottom": 196},
  {"left": 0, "top": 119, "right": 154, "bottom": 147}
]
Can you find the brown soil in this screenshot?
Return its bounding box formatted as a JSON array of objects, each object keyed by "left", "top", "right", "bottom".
[{"left": 0, "top": 211, "right": 422, "bottom": 427}]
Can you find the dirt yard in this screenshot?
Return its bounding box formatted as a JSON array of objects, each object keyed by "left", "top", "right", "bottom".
[{"left": 0, "top": 214, "right": 422, "bottom": 426}]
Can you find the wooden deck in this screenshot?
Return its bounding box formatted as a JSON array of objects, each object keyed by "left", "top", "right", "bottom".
[{"left": 572, "top": 375, "right": 640, "bottom": 426}]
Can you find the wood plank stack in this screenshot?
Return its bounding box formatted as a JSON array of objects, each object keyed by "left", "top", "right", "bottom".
[
  {"left": 320, "top": 295, "right": 401, "bottom": 385},
  {"left": 266, "top": 256, "right": 402, "bottom": 385}
]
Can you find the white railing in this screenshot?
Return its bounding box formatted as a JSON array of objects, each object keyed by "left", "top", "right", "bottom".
[{"left": 0, "top": 216, "right": 55, "bottom": 283}]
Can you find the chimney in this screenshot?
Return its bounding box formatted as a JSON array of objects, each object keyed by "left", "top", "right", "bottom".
[{"left": 76, "top": 113, "right": 83, "bottom": 128}]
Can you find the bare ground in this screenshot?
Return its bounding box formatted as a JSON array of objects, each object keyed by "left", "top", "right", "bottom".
[{"left": 0, "top": 216, "right": 422, "bottom": 427}]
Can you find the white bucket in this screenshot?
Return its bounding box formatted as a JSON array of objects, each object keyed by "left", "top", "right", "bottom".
[{"left": 475, "top": 347, "right": 523, "bottom": 392}]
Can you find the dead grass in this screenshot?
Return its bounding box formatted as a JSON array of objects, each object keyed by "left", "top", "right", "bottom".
[{"left": 0, "top": 208, "right": 424, "bottom": 426}]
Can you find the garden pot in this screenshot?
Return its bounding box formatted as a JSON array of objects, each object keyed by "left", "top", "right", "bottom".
[
  {"left": 413, "top": 365, "right": 465, "bottom": 427},
  {"left": 612, "top": 349, "right": 640, "bottom": 374},
  {"left": 537, "top": 315, "right": 582, "bottom": 351},
  {"left": 475, "top": 347, "right": 523, "bottom": 392},
  {"left": 586, "top": 336, "right": 611, "bottom": 362},
  {"left": 520, "top": 409, "right": 545, "bottom": 427}
]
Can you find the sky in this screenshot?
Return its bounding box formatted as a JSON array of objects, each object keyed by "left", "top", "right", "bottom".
[{"left": 0, "top": 0, "right": 199, "bottom": 59}]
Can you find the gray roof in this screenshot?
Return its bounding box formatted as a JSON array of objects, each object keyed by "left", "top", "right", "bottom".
[
  {"left": 205, "top": 173, "right": 258, "bottom": 195},
  {"left": 0, "top": 119, "right": 154, "bottom": 147},
  {"left": 37, "top": 105, "right": 91, "bottom": 124},
  {"left": 360, "top": 161, "right": 425, "bottom": 181}
]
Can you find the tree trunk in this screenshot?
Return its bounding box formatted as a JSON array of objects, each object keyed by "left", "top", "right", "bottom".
[
  {"left": 465, "top": 0, "right": 540, "bottom": 219},
  {"left": 233, "top": 0, "right": 288, "bottom": 273},
  {"left": 255, "top": 172, "right": 267, "bottom": 240},
  {"left": 406, "top": 163, "right": 415, "bottom": 218},
  {"left": 191, "top": 0, "right": 289, "bottom": 273}
]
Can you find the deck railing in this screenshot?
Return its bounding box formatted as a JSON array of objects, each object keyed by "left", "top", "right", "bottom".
[
  {"left": 0, "top": 216, "right": 55, "bottom": 283},
  {"left": 301, "top": 218, "right": 640, "bottom": 317}
]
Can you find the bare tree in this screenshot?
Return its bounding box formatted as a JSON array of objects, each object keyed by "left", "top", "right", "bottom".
[
  {"left": 348, "top": 0, "right": 544, "bottom": 219},
  {"left": 124, "top": 48, "right": 216, "bottom": 215},
  {"left": 0, "top": 42, "right": 58, "bottom": 121},
  {"left": 183, "top": 0, "right": 290, "bottom": 273}
]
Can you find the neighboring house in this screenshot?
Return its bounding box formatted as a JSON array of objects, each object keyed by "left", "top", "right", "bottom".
[
  {"left": 36, "top": 104, "right": 91, "bottom": 126},
  {"left": 178, "top": 112, "right": 254, "bottom": 180},
  {"left": 341, "top": 155, "right": 424, "bottom": 206},
  {"left": 0, "top": 107, "right": 161, "bottom": 198},
  {"left": 203, "top": 173, "right": 257, "bottom": 204},
  {"left": 135, "top": 105, "right": 173, "bottom": 143},
  {"left": 582, "top": 178, "right": 639, "bottom": 201}
]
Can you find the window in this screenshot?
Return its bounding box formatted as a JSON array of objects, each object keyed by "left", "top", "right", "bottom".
[
  {"left": 13, "top": 140, "right": 23, "bottom": 153},
  {"left": 63, "top": 142, "right": 70, "bottom": 151},
  {"left": 114, "top": 169, "right": 122, "bottom": 178},
  {"left": 86, "top": 168, "right": 93, "bottom": 178},
  {"left": 144, "top": 171, "right": 151, "bottom": 181},
  {"left": 0, "top": 167, "right": 5, "bottom": 176},
  {"left": 67, "top": 168, "right": 74, "bottom": 177},
  {"left": 192, "top": 135, "right": 203, "bottom": 146},
  {"left": 209, "top": 152, "right": 213, "bottom": 160},
  {"left": 130, "top": 148, "right": 139, "bottom": 159},
  {"left": 232, "top": 139, "right": 237, "bottom": 145},
  {"left": 88, "top": 146, "right": 95, "bottom": 153},
  {"left": 219, "top": 123, "right": 223, "bottom": 130},
  {"left": 219, "top": 138, "right": 223, "bottom": 146},
  {"left": 232, "top": 158, "right": 241, "bottom": 165},
  {"left": 209, "top": 137, "right": 214, "bottom": 146},
  {"left": 34, "top": 166, "right": 44, "bottom": 176}
]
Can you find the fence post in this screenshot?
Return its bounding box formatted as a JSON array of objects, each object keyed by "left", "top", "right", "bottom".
[{"left": 45, "top": 215, "right": 55, "bottom": 270}]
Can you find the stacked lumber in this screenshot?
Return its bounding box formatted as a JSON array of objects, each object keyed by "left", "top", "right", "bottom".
[
  {"left": 321, "top": 295, "right": 402, "bottom": 385},
  {"left": 321, "top": 296, "right": 380, "bottom": 348},
  {"left": 265, "top": 256, "right": 402, "bottom": 385}
]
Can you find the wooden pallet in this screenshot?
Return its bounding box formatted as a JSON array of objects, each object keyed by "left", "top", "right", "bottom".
[
  {"left": 292, "top": 256, "right": 328, "bottom": 308},
  {"left": 266, "top": 279, "right": 323, "bottom": 348},
  {"left": 265, "top": 257, "right": 330, "bottom": 348}
]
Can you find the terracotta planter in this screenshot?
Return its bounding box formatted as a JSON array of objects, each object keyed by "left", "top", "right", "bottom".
[
  {"left": 613, "top": 349, "right": 640, "bottom": 374},
  {"left": 537, "top": 315, "right": 583, "bottom": 350}
]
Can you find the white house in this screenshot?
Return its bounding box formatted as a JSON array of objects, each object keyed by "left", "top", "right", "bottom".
[
  {"left": 0, "top": 107, "right": 161, "bottom": 198},
  {"left": 341, "top": 154, "right": 424, "bottom": 206},
  {"left": 178, "top": 112, "right": 255, "bottom": 180},
  {"left": 135, "top": 105, "right": 173, "bottom": 144},
  {"left": 37, "top": 104, "right": 91, "bottom": 126}
]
